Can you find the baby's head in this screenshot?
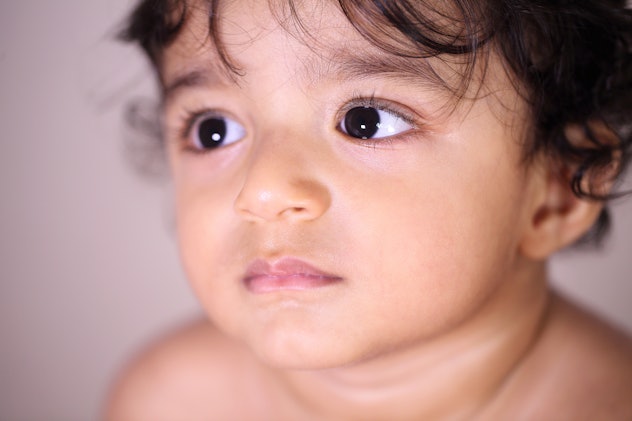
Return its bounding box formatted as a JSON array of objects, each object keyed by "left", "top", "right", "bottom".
[{"left": 120, "top": 0, "right": 631, "bottom": 368}]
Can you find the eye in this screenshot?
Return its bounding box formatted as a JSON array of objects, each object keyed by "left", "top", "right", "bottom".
[
  {"left": 340, "top": 106, "right": 413, "bottom": 140},
  {"left": 189, "top": 113, "right": 246, "bottom": 151}
]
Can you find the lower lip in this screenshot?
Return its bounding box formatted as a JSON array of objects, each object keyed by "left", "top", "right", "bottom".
[{"left": 244, "top": 274, "right": 342, "bottom": 294}]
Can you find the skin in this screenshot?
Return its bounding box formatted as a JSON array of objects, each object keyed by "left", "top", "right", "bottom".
[{"left": 105, "top": 0, "right": 632, "bottom": 419}]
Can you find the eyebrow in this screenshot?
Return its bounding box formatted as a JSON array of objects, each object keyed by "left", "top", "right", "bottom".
[
  {"left": 162, "top": 50, "right": 450, "bottom": 105},
  {"left": 318, "top": 50, "right": 448, "bottom": 88},
  {"left": 162, "top": 68, "right": 221, "bottom": 105}
]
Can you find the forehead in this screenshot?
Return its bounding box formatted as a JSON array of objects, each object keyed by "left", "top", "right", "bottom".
[{"left": 159, "top": 0, "right": 477, "bottom": 98}]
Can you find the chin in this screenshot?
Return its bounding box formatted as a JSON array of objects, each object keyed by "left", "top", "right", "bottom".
[{"left": 244, "top": 322, "right": 364, "bottom": 370}]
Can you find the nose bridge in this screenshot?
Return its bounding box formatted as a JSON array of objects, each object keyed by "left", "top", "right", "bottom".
[{"left": 234, "top": 133, "right": 331, "bottom": 222}]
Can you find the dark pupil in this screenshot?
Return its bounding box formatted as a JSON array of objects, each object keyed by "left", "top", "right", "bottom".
[
  {"left": 198, "top": 117, "right": 226, "bottom": 148},
  {"left": 344, "top": 106, "right": 380, "bottom": 139}
]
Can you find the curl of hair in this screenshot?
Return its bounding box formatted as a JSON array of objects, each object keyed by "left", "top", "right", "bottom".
[{"left": 118, "top": 0, "right": 187, "bottom": 68}]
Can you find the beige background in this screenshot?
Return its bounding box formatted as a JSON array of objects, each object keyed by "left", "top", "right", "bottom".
[{"left": 1, "top": 1, "right": 630, "bottom": 420}]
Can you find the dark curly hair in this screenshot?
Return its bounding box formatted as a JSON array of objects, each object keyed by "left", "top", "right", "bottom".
[{"left": 119, "top": 0, "right": 632, "bottom": 243}]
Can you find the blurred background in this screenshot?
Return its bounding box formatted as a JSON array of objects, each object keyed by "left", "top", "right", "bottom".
[{"left": 0, "top": 1, "right": 630, "bottom": 420}]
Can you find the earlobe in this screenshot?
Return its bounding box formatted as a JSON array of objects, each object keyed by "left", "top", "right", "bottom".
[{"left": 519, "top": 173, "right": 604, "bottom": 260}]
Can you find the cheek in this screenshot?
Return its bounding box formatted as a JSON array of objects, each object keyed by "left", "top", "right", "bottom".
[
  {"left": 173, "top": 176, "right": 248, "bottom": 334},
  {"left": 170, "top": 149, "right": 246, "bottom": 279},
  {"left": 340, "top": 156, "right": 529, "bottom": 337}
]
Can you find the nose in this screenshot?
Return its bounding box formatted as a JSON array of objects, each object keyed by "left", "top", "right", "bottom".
[{"left": 234, "top": 139, "right": 331, "bottom": 222}]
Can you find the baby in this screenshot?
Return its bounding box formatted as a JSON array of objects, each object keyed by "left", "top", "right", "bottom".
[{"left": 106, "top": 0, "right": 632, "bottom": 419}]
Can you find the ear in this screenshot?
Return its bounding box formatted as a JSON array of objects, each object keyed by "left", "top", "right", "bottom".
[
  {"left": 518, "top": 167, "right": 604, "bottom": 260},
  {"left": 519, "top": 123, "right": 617, "bottom": 260}
]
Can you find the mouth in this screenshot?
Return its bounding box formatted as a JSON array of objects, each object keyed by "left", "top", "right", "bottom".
[{"left": 243, "top": 257, "right": 343, "bottom": 294}]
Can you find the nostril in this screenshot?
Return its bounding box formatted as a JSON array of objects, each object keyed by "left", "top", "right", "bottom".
[
  {"left": 283, "top": 206, "right": 309, "bottom": 216},
  {"left": 234, "top": 186, "right": 330, "bottom": 222}
]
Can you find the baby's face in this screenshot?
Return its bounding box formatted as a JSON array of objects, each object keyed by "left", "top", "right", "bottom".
[{"left": 161, "top": 0, "right": 544, "bottom": 368}]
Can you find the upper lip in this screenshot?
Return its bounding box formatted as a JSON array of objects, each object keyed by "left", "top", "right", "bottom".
[{"left": 244, "top": 257, "right": 342, "bottom": 281}]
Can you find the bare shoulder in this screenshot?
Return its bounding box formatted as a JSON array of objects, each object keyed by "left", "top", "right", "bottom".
[
  {"left": 104, "top": 318, "right": 269, "bottom": 421},
  {"left": 508, "top": 294, "right": 632, "bottom": 420}
]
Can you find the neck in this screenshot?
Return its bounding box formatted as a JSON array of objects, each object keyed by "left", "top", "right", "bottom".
[{"left": 274, "top": 261, "right": 552, "bottom": 420}]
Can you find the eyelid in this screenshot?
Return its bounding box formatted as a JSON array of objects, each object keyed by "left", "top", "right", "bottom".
[
  {"left": 337, "top": 95, "right": 420, "bottom": 129},
  {"left": 344, "top": 96, "right": 416, "bottom": 122},
  {"left": 180, "top": 107, "right": 211, "bottom": 141}
]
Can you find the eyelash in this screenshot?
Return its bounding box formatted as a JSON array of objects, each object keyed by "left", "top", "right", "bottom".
[
  {"left": 178, "top": 107, "right": 210, "bottom": 143},
  {"left": 340, "top": 94, "right": 416, "bottom": 125},
  {"left": 168, "top": 106, "right": 226, "bottom": 153},
  {"left": 336, "top": 94, "right": 419, "bottom": 143}
]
